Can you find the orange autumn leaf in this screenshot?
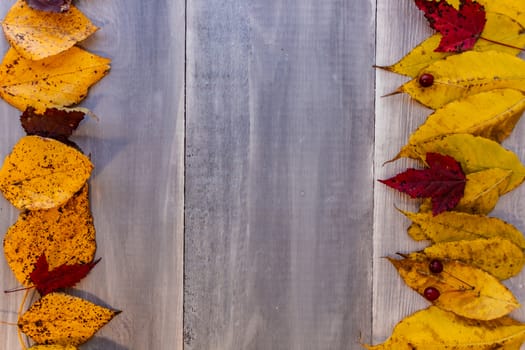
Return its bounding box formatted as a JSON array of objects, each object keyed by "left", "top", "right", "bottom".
[
  {"left": 0, "top": 136, "right": 93, "bottom": 210},
  {"left": 4, "top": 184, "right": 96, "bottom": 286},
  {"left": 0, "top": 46, "right": 110, "bottom": 113},
  {"left": 19, "top": 293, "right": 119, "bottom": 346},
  {"left": 2, "top": 0, "right": 98, "bottom": 60}
]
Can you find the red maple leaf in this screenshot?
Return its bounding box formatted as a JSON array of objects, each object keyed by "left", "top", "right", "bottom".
[
  {"left": 379, "top": 153, "right": 466, "bottom": 215},
  {"left": 415, "top": 0, "right": 486, "bottom": 52},
  {"left": 29, "top": 254, "right": 101, "bottom": 296}
]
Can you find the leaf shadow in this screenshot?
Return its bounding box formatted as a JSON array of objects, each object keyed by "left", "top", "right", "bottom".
[{"left": 81, "top": 336, "right": 129, "bottom": 350}]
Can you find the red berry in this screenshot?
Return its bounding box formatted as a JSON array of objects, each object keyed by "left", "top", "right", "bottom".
[
  {"left": 424, "top": 287, "right": 440, "bottom": 301},
  {"left": 419, "top": 73, "right": 434, "bottom": 87},
  {"left": 429, "top": 259, "right": 444, "bottom": 273}
]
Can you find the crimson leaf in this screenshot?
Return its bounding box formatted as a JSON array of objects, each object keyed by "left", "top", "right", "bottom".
[
  {"left": 20, "top": 107, "right": 85, "bottom": 144},
  {"left": 415, "top": 0, "right": 486, "bottom": 52},
  {"left": 25, "top": 0, "right": 72, "bottom": 13},
  {"left": 29, "top": 254, "right": 100, "bottom": 296},
  {"left": 379, "top": 152, "right": 466, "bottom": 215}
]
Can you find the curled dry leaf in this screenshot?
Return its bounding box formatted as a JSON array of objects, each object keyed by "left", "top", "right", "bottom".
[
  {"left": 420, "top": 238, "right": 525, "bottom": 280},
  {"left": 3, "top": 0, "right": 98, "bottom": 60},
  {"left": 21, "top": 107, "right": 85, "bottom": 144},
  {"left": 397, "top": 133, "right": 525, "bottom": 194},
  {"left": 4, "top": 185, "right": 96, "bottom": 286},
  {"left": 388, "top": 255, "right": 519, "bottom": 320},
  {"left": 363, "top": 306, "right": 525, "bottom": 349},
  {"left": 383, "top": 12, "right": 525, "bottom": 77},
  {"left": 400, "top": 210, "right": 525, "bottom": 249},
  {"left": 400, "top": 89, "right": 525, "bottom": 151},
  {"left": 18, "top": 292, "right": 119, "bottom": 346},
  {"left": 0, "top": 135, "right": 93, "bottom": 210},
  {"left": 0, "top": 46, "right": 110, "bottom": 113},
  {"left": 400, "top": 51, "right": 525, "bottom": 109}
]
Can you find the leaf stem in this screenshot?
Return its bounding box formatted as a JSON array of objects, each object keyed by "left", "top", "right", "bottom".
[{"left": 479, "top": 36, "right": 524, "bottom": 52}]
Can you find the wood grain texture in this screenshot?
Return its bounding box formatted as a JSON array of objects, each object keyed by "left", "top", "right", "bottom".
[
  {"left": 374, "top": 1, "right": 525, "bottom": 347},
  {"left": 184, "top": 1, "right": 375, "bottom": 349},
  {"left": 0, "top": 1, "right": 185, "bottom": 349}
]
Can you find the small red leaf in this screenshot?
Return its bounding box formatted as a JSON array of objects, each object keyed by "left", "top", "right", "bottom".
[
  {"left": 415, "top": 0, "right": 486, "bottom": 52},
  {"left": 20, "top": 107, "right": 85, "bottom": 144},
  {"left": 29, "top": 254, "right": 100, "bottom": 296},
  {"left": 380, "top": 153, "right": 466, "bottom": 215}
]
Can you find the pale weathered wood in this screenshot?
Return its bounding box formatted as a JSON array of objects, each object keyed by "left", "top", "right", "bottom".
[
  {"left": 0, "top": 1, "right": 185, "bottom": 349},
  {"left": 374, "top": 1, "right": 525, "bottom": 347},
  {"left": 184, "top": 1, "right": 376, "bottom": 349}
]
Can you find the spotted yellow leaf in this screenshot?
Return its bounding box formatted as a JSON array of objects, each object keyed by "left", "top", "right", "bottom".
[
  {"left": 19, "top": 293, "right": 119, "bottom": 346},
  {"left": 400, "top": 89, "right": 525, "bottom": 153},
  {"left": 388, "top": 255, "right": 519, "bottom": 320},
  {"left": 420, "top": 238, "right": 525, "bottom": 280},
  {"left": 0, "top": 136, "right": 93, "bottom": 210},
  {"left": 400, "top": 51, "right": 525, "bottom": 109},
  {"left": 2, "top": 0, "right": 98, "bottom": 60},
  {"left": 385, "top": 12, "right": 525, "bottom": 77},
  {"left": 0, "top": 46, "right": 110, "bottom": 113},
  {"left": 4, "top": 185, "right": 96, "bottom": 285},
  {"left": 401, "top": 210, "right": 525, "bottom": 249},
  {"left": 364, "top": 306, "right": 525, "bottom": 349},
  {"left": 29, "top": 346, "right": 77, "bottom": 350}
]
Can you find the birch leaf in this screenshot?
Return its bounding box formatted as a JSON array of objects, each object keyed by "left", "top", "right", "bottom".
[
  {"left": 388, "top": 255, "right": 519, "bottom": 320},
  {"left": 401, "top": 210, "right": 525, "bottom": 249},
  {"left": 0, "top": 136, "right": 93, "bottom": 210},
  {"left": 19, "top": 293, "right": 119, "bottom": 346},
  {"left": 2, "top": 0, "right": 98, "bottom": 60},
  {"left": 4, "top": 185, "right": 96, "bottom": 286},
  {"left": 421, "top": 238, "right": 525, "bottom": 280},
  {"left": 397, "top": 133, "right": 525, "bottom": 193},
  {"left": 0, "top": 46, "right": 110, "bottom": 113},
  {"left": 400, "top": 51, "right": 525, "bottom": 109},
  {"left": 454, "top": 168, "right": 511, "bottom": 214},
  {"left": 364, "top": 306, "right": 525, "bottom": 350},
  {"left": 400, "top": 89, "right": 525, "bottom": 151},
  {"left": 384, "top": 12, "right": 525, "bottom": 77}
]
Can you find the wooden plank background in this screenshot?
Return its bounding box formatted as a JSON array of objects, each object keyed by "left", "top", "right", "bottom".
[{"left": 0, "top": 0, "right": 523, "bottom": 349}]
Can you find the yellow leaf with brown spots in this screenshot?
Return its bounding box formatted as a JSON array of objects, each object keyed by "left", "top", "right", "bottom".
[
  {"left": 4, "top": 184, "right": 96, "bottom": 286},
  {"left": 389, "top": 255, "right": 519, "bottom": 320},
  {"left": 0, "top": 136, "right": 93, "bottom": 210},
  {"left": 364, "top": 306, "right": 525, "bottom": 349},
  {"left": 19, "top": 293, "right": 119, "bottom": 346},
  {"left": 2, "top": 0, "right": 98, "bottom": 60},
  {"left": 0, "top": 46, "right": 110, "bottom": 113}
]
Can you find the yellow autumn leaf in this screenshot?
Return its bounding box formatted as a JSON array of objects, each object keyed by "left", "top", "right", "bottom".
[
  {"left": 400, "top": 51, "right": 525, "bottom": 109},
  {"left": 2, "top": 0, "right": 98, "bottom": 60},
  {"left": 363, "top": 306, "right": 525, "bottom": 350},
  {"left": 400, "top": 89, "right": 525, "bottom": 152},
  {"left": 388, "top": 255, "right": 519, "bottom": 320},
  {"left": 29, "top": 346, "right": 77, "bottom": 350},
  {"left": 401, "top": 210, "right": 525, "bottom": 249},
  {"left": 0, "top": 136, "right": 93, "bottom": 210},
  {"left": 4, "top": 184, "right": 96, "bottom": 285},
  {"left": 19, "top": 293, "right": 119, "bottom": 346},
  {"left": 477, "top": 0, "right": 525, "bottom": 28},
  {"left": 0, "top": 46, "right": 110, "bottom": 113},
  {"left": 385, "top": 12, "right": 525, "bottom": 77},
  {"left": 420, "top": 238, "right": 525, "bottom": 280},
  {"left": 398, "top": 133, "right": 525, "bottom": 193},
  {"left": 455, "top": 168, "right": 511, "bottom": 215}
]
